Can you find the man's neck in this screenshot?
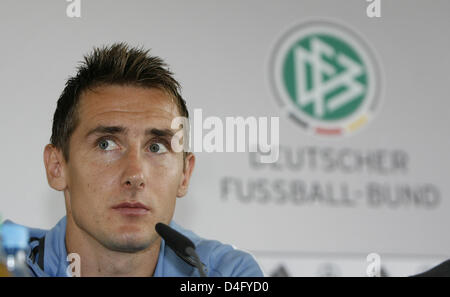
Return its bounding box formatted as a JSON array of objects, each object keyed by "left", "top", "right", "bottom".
[{"left": 65, "top": 215, "right": 160, "bottom": 277}]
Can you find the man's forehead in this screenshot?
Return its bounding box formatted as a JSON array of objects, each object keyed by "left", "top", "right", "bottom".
[
  {"left": 77, "top": 85, "right": 181, "bottom": 130},
  {"left": 79, "top": 84, "right": 180, "bottom": 117}
]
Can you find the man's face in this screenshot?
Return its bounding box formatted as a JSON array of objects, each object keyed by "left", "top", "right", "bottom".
[{"left": 60, "top": 84, "right": 192, "bottom": 253}]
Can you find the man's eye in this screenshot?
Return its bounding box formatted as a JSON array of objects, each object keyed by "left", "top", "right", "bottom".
[
  {"left": 98, "top": 139, "right": 118, "bottom": 151},
  {"left": 149, "top": 143, "right": 168, "bottom": 154}
]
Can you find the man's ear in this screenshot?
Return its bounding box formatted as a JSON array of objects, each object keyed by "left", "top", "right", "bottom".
[
  {"left": 43, "top": 144, "right": 68, "bottom": 191},
  {"left": 177, "top": 153, "right": 195, "bottom": 198}
]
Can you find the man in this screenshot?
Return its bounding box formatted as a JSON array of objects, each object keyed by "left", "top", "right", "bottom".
[{"left": 3, "top": 43, "right": 264, "bottom": 277}]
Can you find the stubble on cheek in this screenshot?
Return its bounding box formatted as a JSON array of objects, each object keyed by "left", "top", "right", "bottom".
[{"left": 68, "top": 158, "right": 110, "bottom": 233}]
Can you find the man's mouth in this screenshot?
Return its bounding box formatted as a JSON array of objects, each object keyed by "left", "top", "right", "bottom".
[{"left": 112, "top": 202, "right": 150, "bottom": 216}]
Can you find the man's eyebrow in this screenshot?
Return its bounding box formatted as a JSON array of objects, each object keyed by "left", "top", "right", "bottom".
[
  {"left": 85, "top": 125, "right": 128, "bottom": 138},
  {"left": 85, "top": 125, "right": 175, "bottom": 138},
  {"left": 145, "top": 128, "right": 175, "bottom": 138}
]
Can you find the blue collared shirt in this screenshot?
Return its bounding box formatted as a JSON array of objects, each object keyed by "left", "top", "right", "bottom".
[{"left": 2, "top": 217, "right": 264, "bottom": 277}]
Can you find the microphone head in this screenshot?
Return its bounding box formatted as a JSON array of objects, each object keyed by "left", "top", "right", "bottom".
[{"left": 155, "top": 222, "right": 195, "bottom": 256}]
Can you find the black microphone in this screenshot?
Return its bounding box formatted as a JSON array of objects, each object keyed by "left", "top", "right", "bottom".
[
  {"left": 155, "top": 222, "right": 207, "bottom": 277},
  {"left": 412, "top": 259, "right": 450, "bottom": 277}
]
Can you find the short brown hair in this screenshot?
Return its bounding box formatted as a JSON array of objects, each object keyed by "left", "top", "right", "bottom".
[{"left": 50, "top": 42, "right": 188, "bottom": 162}]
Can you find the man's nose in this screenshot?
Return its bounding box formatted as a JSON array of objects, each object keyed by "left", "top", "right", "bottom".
[{"left": 121, "top": 150, "right": 146, "bottom": 191}]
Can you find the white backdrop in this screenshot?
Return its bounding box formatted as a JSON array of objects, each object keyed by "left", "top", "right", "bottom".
[{"left": 0, "top": 0, "right": 449, "bottom": 276}]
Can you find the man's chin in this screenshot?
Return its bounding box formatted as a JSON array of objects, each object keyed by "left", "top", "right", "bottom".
[
  {"left": 104, "top": 236, "right": 152, "bottom": 253},
  {"left": 108, "top": 243, "right": 150, "bottom": 253},
  {"left": 102, "top": 230, "right": 156, "bottom": 253}
]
